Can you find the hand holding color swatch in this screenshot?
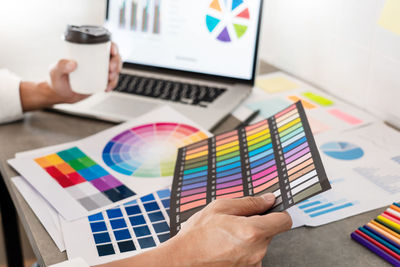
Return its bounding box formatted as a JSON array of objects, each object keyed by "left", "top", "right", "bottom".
[{"left": 170, "top": 102, "right": 331, "bottom": 236}]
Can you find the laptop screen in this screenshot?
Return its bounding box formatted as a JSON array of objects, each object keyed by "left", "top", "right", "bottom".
[{"left": 106, "top": 0, "right": 263, "bottom": 81}]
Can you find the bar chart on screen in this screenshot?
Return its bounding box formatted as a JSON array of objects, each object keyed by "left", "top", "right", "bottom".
[{"left": 118, "top": 0, "right": 162, "bottom": 34}]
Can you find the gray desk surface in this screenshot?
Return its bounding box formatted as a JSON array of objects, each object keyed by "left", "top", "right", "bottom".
[{"left": 0, "top": 62, "right": 390, "bottom": 266}]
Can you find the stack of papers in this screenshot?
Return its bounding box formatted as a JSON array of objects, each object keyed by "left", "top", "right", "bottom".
[{"left": 9, "top": 72, "right": 400, "bottom": 266}]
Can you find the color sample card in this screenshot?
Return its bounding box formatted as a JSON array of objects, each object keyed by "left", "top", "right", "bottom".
[
  {"left": 378, "top": 0, "right": 400, "bottom": 36},
  {"left": 62, "top": 188, "right": 171, "bottom": 266},
  {"left": 9, "top": 106, "right": 210, "bottom": 221},
  {"left": 351, "top": 203, "right": 400, "bottom": 266},
  {"left": 170, "top": 102, "right": 331, "bottom": 236},
  {"left": 35, "top": 147, "right": 135, "bottom": 211},
  {"left": 233, "top": 72, "right": 377, "bottom": 136},
  {"left": 255, "top": 76, "right": 300, "bottom": 93},
  {"left": 103, "top": 123, "right": 208, "bottom": 177}
]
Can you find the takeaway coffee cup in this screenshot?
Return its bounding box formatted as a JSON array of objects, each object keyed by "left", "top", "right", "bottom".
[{"left": 64, "top": 25, "right": 111, "bottom": 94}]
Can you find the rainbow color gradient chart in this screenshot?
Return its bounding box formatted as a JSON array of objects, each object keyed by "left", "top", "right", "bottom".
[
  {"left": 102, "top": 123, "right": 208, "bottom": 178},
  {"left": 62, "top": 188, "right": 171, "bottom": 266},
  {"left": 206, "top": 0, "right": 250, "bottom": 42},
  {"left": 170, "top": 102, "right": 331, "bottom": 236},
  {"left": 35, "top": 147, "right": 135, "bottom": 211},
  {"left": 351, "top": 203, "right": 400, "bottom": 266}
]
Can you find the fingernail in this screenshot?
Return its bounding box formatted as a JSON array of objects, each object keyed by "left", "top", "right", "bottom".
[{"left": 261, "top": 193, "right": 275, "bottom": 202}]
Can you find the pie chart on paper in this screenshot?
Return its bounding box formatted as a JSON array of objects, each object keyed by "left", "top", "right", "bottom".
[
  {"left": 320, "top": 142, "right": 364, "bottom": 161},
  {"left": 206, "top": 0, "right": 250, "bottom": 42},
  {"left": 102, "top": 123, "right": 208, "bottom": 178}
]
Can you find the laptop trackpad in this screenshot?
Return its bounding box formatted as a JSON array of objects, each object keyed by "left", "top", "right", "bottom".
[{"left": 93, "top": 95, "right": 160, "bottom": 118}]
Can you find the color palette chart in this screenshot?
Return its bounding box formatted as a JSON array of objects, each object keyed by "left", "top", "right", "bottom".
[
  {"left": 102, "top": 123, "right": 208, "bottom": 178},
  {"left": 35, "top": 147, "right": 135, "bottom": 211},
  {"left": 170, "top": 102, "right": 331, "bottom": 236},
  {"left": 351, "top": 203, "right": 400, "bottom": 266},
  {"left": 63, "top": 188, "right": 171, "bottom": 265},
  {"left": 206, "top": 0, "right": 250, "bottom": 42}
]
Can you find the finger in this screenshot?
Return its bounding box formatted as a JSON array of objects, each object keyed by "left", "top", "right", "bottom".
[
  {"left": 252, "top": 211, "right": 292, "bottom": 237},
  {"left": 51, "top": 60, "right": 77, "bottom": 81},
  {"left": 111, "top": 42, "right": 118, "bottom": 56},
  {"left": 210, "top": 193, "right": 276, "bottom": 216},
  {"left": 109, "top": 59, "right": 118, "bottom": 73},
  {"left": 108, "top": 71, "right": 118, "bottom": 82},
  {"left": 107, "top": 76, "right": 119, "bottom": 92}
]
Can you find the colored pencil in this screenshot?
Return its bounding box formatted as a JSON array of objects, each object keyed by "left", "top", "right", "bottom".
[{"left": 351, "top": 231, "right": 400, "bottom": 266}]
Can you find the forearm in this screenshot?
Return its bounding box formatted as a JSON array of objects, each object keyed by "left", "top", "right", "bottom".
[{"left": 19, "top": 81, "right": 64, "bottom": 112}]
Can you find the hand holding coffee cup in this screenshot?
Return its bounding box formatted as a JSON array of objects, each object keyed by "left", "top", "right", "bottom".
[
  {"left": 64, "top": 25, "right": 121, "bottom": 95},
  {"left": 47, "top": 26, "right": 121, "bottom": 104}
]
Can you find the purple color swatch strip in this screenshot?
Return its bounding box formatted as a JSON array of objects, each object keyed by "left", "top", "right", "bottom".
[
  {"left": 285, "top": 147, "right": 310, "bottom": 165},
  {"left": 217, "top": 173, "right": 242, "bottom": 184},
  {"left": 251, "top": 159, "right": 276, "bottom": 175},
  {"left": 182, "top": 181, "right": 207, "bottom": 191},
  {"left": 284, "top": 142, "right": 308, "bottom": 159},
  {"left": 216, "top": 179, "right": 243, "bottom": 189},
  {"left": 181, "top": 187, "right": 207, "bottom": 197}
]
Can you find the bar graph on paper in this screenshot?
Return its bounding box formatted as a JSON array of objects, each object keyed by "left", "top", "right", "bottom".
[
  {"left": 119, "top": 0, "right": 161, "bottom": 34},
  {"left": 297, "top": 196, "right": 356, "bottom": 218}
]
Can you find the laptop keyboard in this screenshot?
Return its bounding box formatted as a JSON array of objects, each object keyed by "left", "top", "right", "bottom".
[{"left": 114, "top": 73, "right": 227, "bottom": 107}]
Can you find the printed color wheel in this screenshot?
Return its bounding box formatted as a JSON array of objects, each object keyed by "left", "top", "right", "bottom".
[{"left": 103, "top": 123, "right": 208, "bottom": 177}]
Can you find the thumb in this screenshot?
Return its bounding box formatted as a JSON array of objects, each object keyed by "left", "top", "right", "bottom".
[
  {"left": 50, "top": 59, "right": 77, "bottom": 83},
  {"left": 210, "top": 193, "right": 276, "bottom": 216}
]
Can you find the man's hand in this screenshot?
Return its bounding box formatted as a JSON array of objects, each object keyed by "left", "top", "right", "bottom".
[
  {"left": 98, "top": 193, "right": 292, "bottom": 267},
  {"left": 170, "top": 193, "right": 293, "bottom": 267}
]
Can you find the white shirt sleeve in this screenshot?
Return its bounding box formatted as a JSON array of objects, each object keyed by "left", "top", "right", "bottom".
[{"left": 0, "top": 69, "right": 23, "bottom": 124}]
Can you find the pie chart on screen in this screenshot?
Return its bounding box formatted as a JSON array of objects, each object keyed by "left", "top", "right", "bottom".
[
  {"left": 206, "top": 0, "right": 250, "bottom": 42},
  {"left": 102, "top": 123, "right": 208, "bottom": 178},
  {"left": 320, "top": 142, "right": 364, "bottom": 161}
]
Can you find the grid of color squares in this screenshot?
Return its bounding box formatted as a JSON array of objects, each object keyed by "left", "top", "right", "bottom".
[
  {"left": 35, "top": 147, "right": 135, "bottom": 211},
  {"left": 102, "top": 123, "right": 208, "bottom": 178},
  {"left": 351, "top": 203, "right": 400, "bottom": 266},
  {"left": 88, "top": 189, "right": 171, "bottom": 257},
  {"left": 170, "top": 102, "right": 330, "bottom": 236}
]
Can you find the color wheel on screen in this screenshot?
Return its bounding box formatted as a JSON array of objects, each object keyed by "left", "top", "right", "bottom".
[
  {"left": 102, "top": 123, "right": 208, "bottom": 178},
  {"left": 206, "top": 0, "right": 250, "bottom": 42},
  {"left": 321, "top": 142, "right": 364, "bottom": 160}
]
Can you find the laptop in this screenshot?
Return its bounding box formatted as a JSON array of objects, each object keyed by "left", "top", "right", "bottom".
[{"left": 54, "top": 0, "right": 264, "bottom": 130}]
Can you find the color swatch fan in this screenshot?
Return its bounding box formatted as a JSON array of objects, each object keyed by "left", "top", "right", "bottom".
[
  {"left": 103, "top": 123, "right": 208, "bottom": 178},
  {"left": 206, "top": 0, "right": 250, "bottom": 42},
  {"left": 170, "top": 102, "right": 331, "bottom": 236}
]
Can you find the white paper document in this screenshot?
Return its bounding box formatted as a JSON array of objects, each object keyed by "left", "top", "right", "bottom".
[
  {"left": 8, "top": 106, "right": 210, "bottom": 221},
  {"left": 12, "top": 176, "right": 65, "bottom": 251},
  {"left": 289, "top": 123, "right": 400, "bottom": 227}
]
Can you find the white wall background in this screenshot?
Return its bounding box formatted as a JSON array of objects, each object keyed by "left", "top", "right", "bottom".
[
  {"left": 260, "top": 0, "right": 400, "bottom": 127},
  {"left": 0, "top": 0, "right": 399, "bottom": 126},
  {"left": 0, "top": 0, "right": 107, "bottom": 81}
]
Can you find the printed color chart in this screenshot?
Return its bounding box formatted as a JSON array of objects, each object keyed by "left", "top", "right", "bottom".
[
  {"left": 103, "top": 123, "right": 208, "bottom": 178},
  {"left": 63, "top": 189, "right": 171, "bottom": 266},
  {"left": 35, "top": 147, "right": 135, "bottom": 211},
  {"left": 170, "top": 102, "right": 331, "bottom": 236},
  {"left": 351, "top": 203, "right": 400, "bottom": 266}
]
